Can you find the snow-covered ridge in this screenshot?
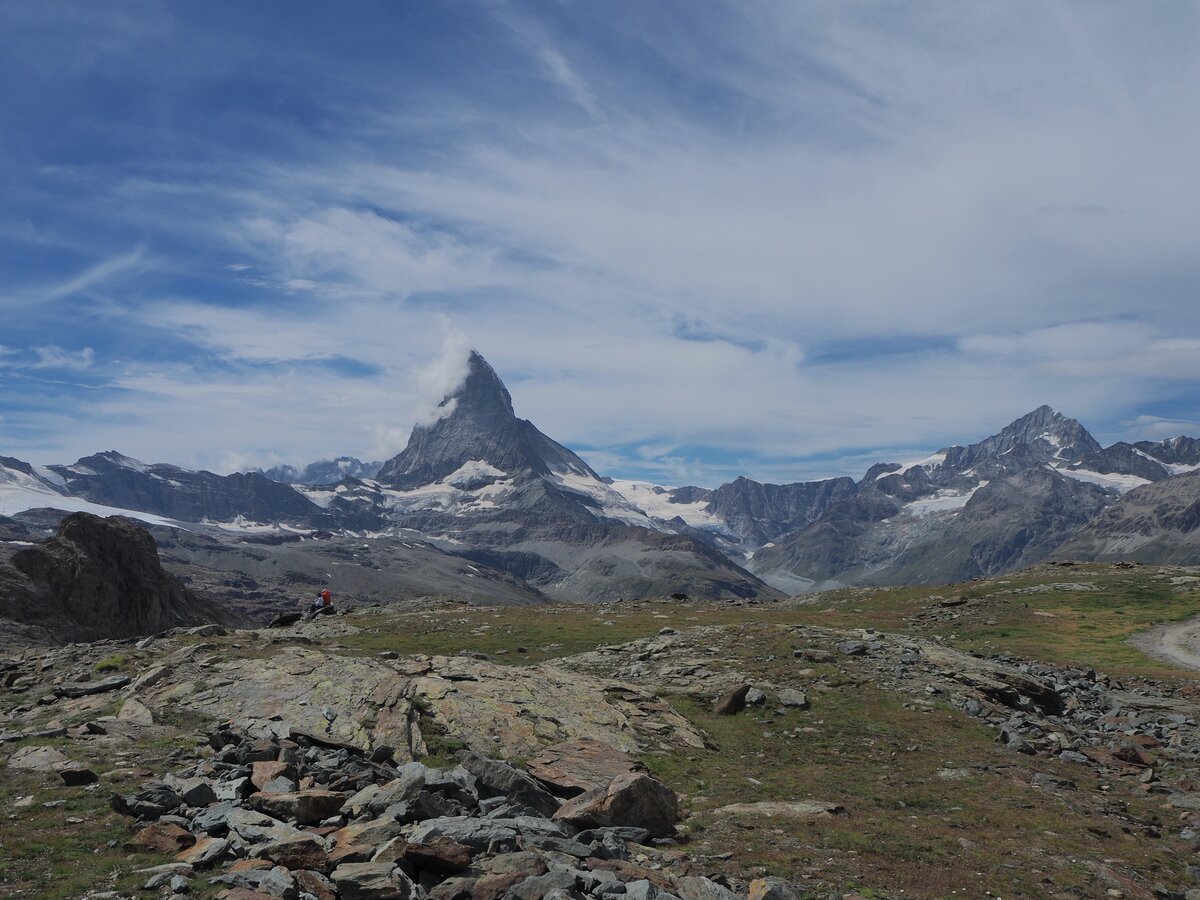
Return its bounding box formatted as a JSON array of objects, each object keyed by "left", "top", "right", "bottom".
[
  {"left": 606, "top": 479, "right": 723, "bottom": 529},
  {"left": 545, "top": 469, "right": 655, "bottom": 527}
]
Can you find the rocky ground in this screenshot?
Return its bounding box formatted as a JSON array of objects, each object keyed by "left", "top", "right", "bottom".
[{"left": 3, "top": 564, "right": 1200, "bottom": 898}]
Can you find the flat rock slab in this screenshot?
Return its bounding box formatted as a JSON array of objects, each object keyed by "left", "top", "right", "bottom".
[
  {"left": 57, "top": 674, "right": 131, "bottom": 698},
  {"left": 713, "top": 800, "right": 844, "bottom": 820},
  {"left": 526, "top": 738, "right": 644, "bottom": 797},
  {"left": 127, "top": 822, "right": 197, "bottom": 853},
  {"left": 176, "top": 647, "right": 703, "bottom": 762},
  {"left": 177, "top": 836, "right": 232, "bottom": 869},
  {"left": 8, "top": 744, "right": 71, "bottom": 772},
  {"left": 118, "top": 698, "right": 155, "bottom": 725}
]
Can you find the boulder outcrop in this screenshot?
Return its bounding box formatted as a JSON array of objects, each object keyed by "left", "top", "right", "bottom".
[{"left": 0, "top": 512, "right": 233, "bottom": 644}]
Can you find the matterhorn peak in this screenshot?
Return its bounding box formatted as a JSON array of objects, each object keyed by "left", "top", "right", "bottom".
[{"left": 376, "top": 350, "right": 598, "bottom": 489}]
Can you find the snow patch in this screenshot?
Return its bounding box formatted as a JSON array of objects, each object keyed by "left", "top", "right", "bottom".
[
  {"left": 0, "top": 481, "right": 181, "bottom": 528},
  {"left": 546, "top": 470, "right": 653, "bottom": 527},
  {"left": 902, "top": 482, "right": 988, "bottom": 518},
  {"left": 444, "top": 460, "right": 506, "bottom": 488},
  {"left": 1058, "top": 468, "right": 1150, "bottom": 492},
  {"left": 607, "top": 479, "right": 722, "bottom": 528},
  {"left": 874, "top": 451, "right": 947, "bottom": 480}
]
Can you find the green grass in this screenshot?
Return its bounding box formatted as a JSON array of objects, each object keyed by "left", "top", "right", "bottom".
[
  {"left": 94, "top": 653, "right": 131, "bottom": 673},
  {"left": 636, "top": 622, "right": 1188, "bottom": 897},
  {"left": 0, "top": 738, "right": 178, "bottom": 899},
  {"left": 786, "top": 563, "right": 1200, "bottom": 677},
  {"left": 333, "top": 602, "right": 806, "bottom": 664}
]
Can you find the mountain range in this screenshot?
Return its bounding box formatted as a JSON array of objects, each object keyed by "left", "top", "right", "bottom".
[{"left": 3, "top": 350, "right": 1200, "bottom": 615}]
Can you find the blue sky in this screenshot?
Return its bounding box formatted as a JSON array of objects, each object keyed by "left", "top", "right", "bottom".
[{"left": 3, "top": 1, "right": 1200, "bottom": 487}]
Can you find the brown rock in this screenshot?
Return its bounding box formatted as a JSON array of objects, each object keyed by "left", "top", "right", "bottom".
[
  {"left": 254, "top": 832, "right": 331, "bottom": 873},
  {"left": 251, "top": 760, "right": 296, "bottom": 791},
  {"left": 553, "top": 772, "right": 679, "bottom": 838},
  {"left": 248, "top": 789, "right": 346, "bottom": 825},
  {"left": 472, "top": 872, "right": 530, "bottom": 900},
  {"left": 330, "top": 816, "right": 405, "bottom": 852},
  {"left": 431, "top": 876, "right": 478, "bottom": 900},
  {"left": 127, "top": 822, "right": 197, "bottom": 853},
  {"left": 294, "top": 869, "right": 338, "bottom": 900},
  {"left": 405, "top": 838, "right": 474, "bottom": 873},
  {"left": 228, "top": 859, "right": 274, "bottom": 873},
  {"left": 713, "top": 684, "right": 751, "bottom": 716},
  {"left": 177, "top": 836, "right": 232, "bottom": 869},
  {"left": 525, "top": 738, "right": 644, "bottom": 797}
]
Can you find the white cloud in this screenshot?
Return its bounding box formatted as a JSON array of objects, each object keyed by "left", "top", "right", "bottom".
[{"left": 6, "top": 4, "right": 1200, "bottom": 484}]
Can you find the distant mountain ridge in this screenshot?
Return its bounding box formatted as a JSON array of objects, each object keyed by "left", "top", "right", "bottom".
[
  {"left": 3, "top": 351, "right": 1200, "bottom": 604},
  {"left": 262, "top": 457, "right": 381, "bottom": 486}
]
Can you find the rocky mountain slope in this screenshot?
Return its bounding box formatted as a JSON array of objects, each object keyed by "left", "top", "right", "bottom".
[
  {"left": 0, "top": 512, "right": 233, "bottom": 647},
  {"left": 1054, "top": 471, "right": 1200, "bottom": 563}
]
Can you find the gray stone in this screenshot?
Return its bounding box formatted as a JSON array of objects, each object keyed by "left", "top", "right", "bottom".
[
  {"left": 509, "top": 866, "right": 589, "bottom": 900},
  {"left": 7, "top": 745, "right": 70, "bottom": 772},
  {"left": 458, "top": 750, "right": 560, "bottom": 817},
  {"left": 407, "top": 816, "right": 521, "bottom": 851},
  {"left": 210, "top": 864, "right": 298, "bottom": 898},
  {"left": 777, "top": 689, "right": 808, "bottom": 709},
  {"left": 675, "top": 876, "right": 740, "bottom": 900},
  {"left": 1030, "top": 773, "right": 1077, "bottom": 791},
  {"left": 165, "top": 775, "right": 218, "bottom": 808},
  {"left": 111, "top": 781, "right": 183, "bottom": 819}
]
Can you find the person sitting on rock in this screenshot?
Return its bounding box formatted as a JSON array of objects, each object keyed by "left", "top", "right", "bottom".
[{"left": 305, "top": 588, "right": 333, "bottom": 620}]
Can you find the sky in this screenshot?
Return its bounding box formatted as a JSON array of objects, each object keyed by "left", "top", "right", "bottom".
[{"left": 2, "top": 1, "right": 1199, "bottom": 487}]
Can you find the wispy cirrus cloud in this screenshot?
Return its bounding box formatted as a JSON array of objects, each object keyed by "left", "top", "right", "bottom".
[{"left": 1, "top": 2, "right": 1199, "bottom": 481}]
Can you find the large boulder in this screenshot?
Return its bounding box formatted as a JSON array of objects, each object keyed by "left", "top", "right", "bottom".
[
  {"left": 525, "top": 739, "right": 644, "bottom": 797},
  {"left": 553, "top": 773, "right": 679, "bottom": 838},
  {"left": 0, "top": 512, "right": 233, "bottom": 643}
]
